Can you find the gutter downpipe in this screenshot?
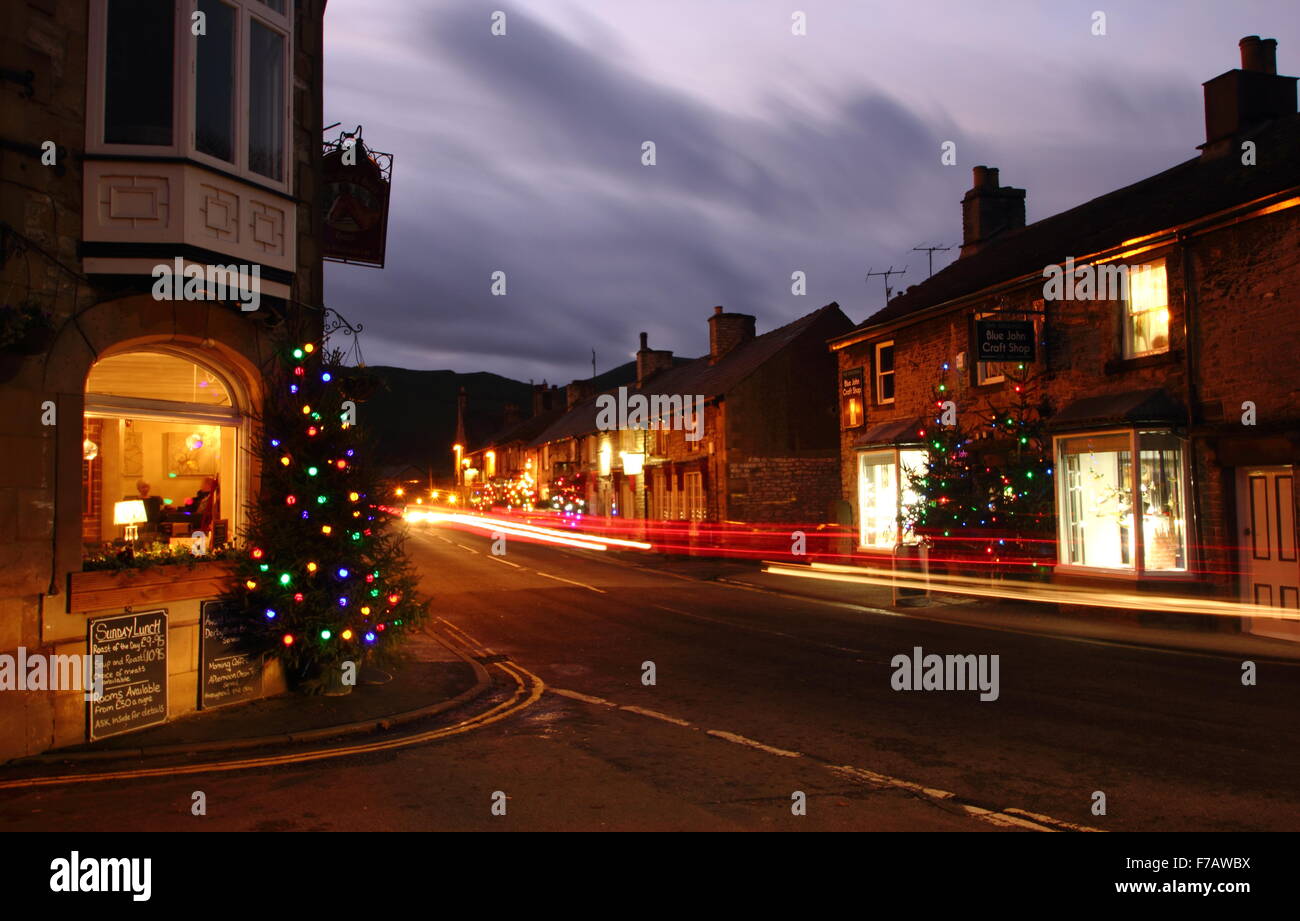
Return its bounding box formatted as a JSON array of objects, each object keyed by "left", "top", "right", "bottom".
[{"left": 1178, "top": 230, "right": 1207, "bottom": 589}]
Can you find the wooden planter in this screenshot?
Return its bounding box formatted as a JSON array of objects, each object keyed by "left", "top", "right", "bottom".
[{"left": 67, "top": 561, "right": 236, "bottom": 614}]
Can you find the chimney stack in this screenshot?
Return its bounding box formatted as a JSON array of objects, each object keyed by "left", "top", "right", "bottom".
[
  {"left": 566, "top": 378, "right": 595, "bottom": 409},
  {"left": 960, "top": 166, "right": 1026, "bottom": 258},
  {"left": 1201, "top": 36, "right": 1296, "bottom": 154},
  {"left": 636, "top": 331, "right": 674, "bottom": 386},
  {"left": 707, "top": 306, "right": 756, "bottom": 363}
]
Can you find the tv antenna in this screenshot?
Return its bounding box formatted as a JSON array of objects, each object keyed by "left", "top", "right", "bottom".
[
  {"left": 866, "top": 265, "right": 908, "bottom": 303},
  {"left": 912, "top": 244, "right": 951, "bottom": 278}
]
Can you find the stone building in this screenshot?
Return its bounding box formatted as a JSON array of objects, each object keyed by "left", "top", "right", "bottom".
[
  {"left": 829, "top": 36, "right": 1300, "bottom": 639},
  {"left": 0, "top": 0, "right": 328, "bottom": 757}
]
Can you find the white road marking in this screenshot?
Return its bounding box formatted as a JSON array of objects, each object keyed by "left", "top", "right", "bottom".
[
  {"left": 552, "top": 688, "right": 617, "bottom": 708},
  {"left": 706, "top": 730, "right": 802, "bottom": 758},
  {"left": 534, "top": 571, "right": 607, "bottom": 594},
  {"left": 453, "top": 542, "right": 479, "bottom": 553},
  {"left": 1004, "top": 807, "right": 1106, "bottom": 833},
  {"left": 620, "top": 705, "right": 692, "bottom": 727},
  {"left": 487, "top": 555, "right": 523, "bottom": 568}
]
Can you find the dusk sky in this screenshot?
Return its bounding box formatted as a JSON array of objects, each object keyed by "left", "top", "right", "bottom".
[{"left": 321, "top": 0, "right": 1300, "bottom": 384}]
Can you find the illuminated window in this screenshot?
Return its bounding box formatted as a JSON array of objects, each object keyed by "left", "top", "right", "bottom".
[
  {"left": 684, "top": 471, "right": 705, "bottom": 521},
  {"left": 857, "top": 448, "right": 926, "bottom": 549},
  {"left": 1123, "top": 261, "right": 1170, "bottom": 358},
  {"left": 1056, "top": 430, "right": 1187, "bottom": 573},
  {"left": 874, "top": 342, "right": 895, "bottom": 404}
]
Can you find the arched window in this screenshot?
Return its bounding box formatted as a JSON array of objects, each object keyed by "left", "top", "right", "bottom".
[{"left": 83, "top": 350, "right": 247, "bottom": 557}]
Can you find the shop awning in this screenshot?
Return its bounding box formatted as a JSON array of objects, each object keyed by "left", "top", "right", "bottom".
[
  {"left": 853, "top": 418, "right": 925, "bottom": 448},
  {"left": 1047, "top": 388, "right": 1185, "bottom": 431}
]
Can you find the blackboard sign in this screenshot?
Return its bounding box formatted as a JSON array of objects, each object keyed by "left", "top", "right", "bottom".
[
  {"left": 975, "top": 319, "right": 1036, "bottom": 362},
  {"left": 200, "top": 600, "right": 263, "bottom": 709},
  {"left": 88, "top": 610, "right": 168, "bottom": 740}
]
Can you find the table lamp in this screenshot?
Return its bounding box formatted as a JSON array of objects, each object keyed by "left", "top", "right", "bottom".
[{"left": 113, "top": 500, "right": 148, "bottom": 542}]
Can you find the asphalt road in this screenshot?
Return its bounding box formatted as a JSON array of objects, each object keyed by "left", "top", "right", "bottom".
[{"left": 2, "top": 521, "right": 1298, "bottom": 832}]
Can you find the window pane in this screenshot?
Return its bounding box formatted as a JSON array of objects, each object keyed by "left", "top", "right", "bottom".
[
  {"left": 1124, "top": 262, "right": 1169, "bottom": 357},
  {"left": 259, "top": 0, "right": 286, "bottom": 12},
  {"left": 86, "top": 352, "right": 233, "bottom": 406},
  {"left": 1059, "top": 435, "right": 1134, "bottom": 568},
  {"left": 858, "top": 452, "right": 898, "bottom": 548},
  {"left": 104, "top": 0, "right": 174, "bottom": 145},
  {"left": 1139, "top": 433, "right": 1188, "bottom": 571},
  {"left": 196, "top": 0, "right": 236, "bottom": 161},
  {"left": 248, "top": 20, "right": 286, "bottom": 180}
]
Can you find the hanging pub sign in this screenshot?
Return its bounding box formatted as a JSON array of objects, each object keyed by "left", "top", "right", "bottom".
[
  {"left": 322, "top": 130, "right": 394, "bottom": 268},
  {"left": 975, "top": 319, "right": 1036, "bottom": 362}
]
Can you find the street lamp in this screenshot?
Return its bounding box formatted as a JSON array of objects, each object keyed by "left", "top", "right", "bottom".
[{"left": 453, "top": 444, "right": 463, "bottom": 487}]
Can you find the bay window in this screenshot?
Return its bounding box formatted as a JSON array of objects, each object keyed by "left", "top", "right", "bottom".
[
  {"left": 1056, "top": 429, "right": 1188, "bottom": 574},
  {"left": 857, "top": 448, "right": 926, "bottom": 549},
  {"left": 89, "top": 0, "right": 292, "bottom": 190}
]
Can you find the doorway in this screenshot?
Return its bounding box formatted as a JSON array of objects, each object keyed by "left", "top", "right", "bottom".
[{"left": 1237, "top": 466, "right": 1300, "bottom": 640}]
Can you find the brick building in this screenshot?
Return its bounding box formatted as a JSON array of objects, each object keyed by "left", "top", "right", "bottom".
[
  {"left": 0, "top": 0, "right": 328, "bottom": 757},
  {"left": 829, "top": 36, "right": 1300, "bottom": 640}
]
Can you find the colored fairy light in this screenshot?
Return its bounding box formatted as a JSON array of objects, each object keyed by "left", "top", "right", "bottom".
[
  {"left": 338, "top": 567, "right": 350, "bottom": 578},
  {"left": 361, "top": 606, "right": 371, "bottom": 616},
  {"left": 349, "top": 492, "right": 360, "bottom": 502},
  {"left": 322, "top": 525, "right": 332, "bottom": 535},
  {"left": 293, "top": 592, "right": 304, "bottom": 602},
  {"left": 322, "top": 372, "right": 332, "bottom": 382},
  {"left": 301, "top": 510, "right": 309, "bottom": 519},
  {"left": 307, "top": 562, "right": 318, "bottom": 573},
  {"left": 307, "top": 466, "right": 318, "bottom": 476},
  {"left": 270, "top": 439, "right": 281, "bottom": 447},
  {"left": 259, "top": 564, "right": 269, "bottom": 572},
  {"left": 245, "top": 580, "right": 257, "bottom": 590},
  {"left": 345, "top": 449, "right": 354, "bottom": 457},
  {"left": 364, "top": 574, "right": 374, "bottom": 583},
  {"left": 280, "top": 456, "right": 291, "bottom": 466},
  {"left": 304, "top": 343, "right": 315, "bottom": 353},
  {"left": 286, "top": 495, "right": 297, "bottom": 505},
  {"left": 338, "top": 597, "right": 348, "bottom": 607},
  {"left": 320, "top": 629, "right": 332, "bottom": 640},
  {"left": 292, "top": 348, "right": 304, "bottom": 359},
  {"left": 364, "top": 632, "right": 376, "bottom": 644},
  {"left": 377, "top": 624, "right": 385, "bottom": 632},
  {"left": 341, "top": 629, "right": 354, "bottom": 641},
  {"left": 387, "top": 594, "right": 400, "bottom": 604},
  {"left": 302, "top": 405, "right": 311, "bottom": 415},
  {"left": 307, "top": 426, "right": 318, "bottom": 437},
  {"left": 336, "top": 460, "right": 346, "bottom": 469},
  {"left": 251, "top": 548, "right": 264, "bottom": 559},
  {"left": 264, "top": 609, "right": 277, "bottom": 619},
  {"left": 290, "top": 384, "right": 299, "bottom": 394},
  {"left": 283, "top": 634, "right": 295, "bottom": 645},
  {"left": 317, "top": 495, "right": 327, "bottom": 504},
  {"left": 294, "top": 366, "right": 305, "bottom": 377},
  {"left": 279, "top": 573, "right": 292, "bottom": 586}
]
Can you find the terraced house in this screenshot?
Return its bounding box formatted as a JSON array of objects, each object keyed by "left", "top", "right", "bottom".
[
  {"left": 0, "top": 0, "right": 329, "bottom": 758},
  {"left": 830, "top": 36, "right": 1300, "bottom": 640}
]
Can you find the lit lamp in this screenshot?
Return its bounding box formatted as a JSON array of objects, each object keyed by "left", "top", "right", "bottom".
[
  {"left": 620, "top": 452, "right": 645, "bottom": 476},
  {"left": 113, "top": 500, "right": 148, "bottom": 543}
]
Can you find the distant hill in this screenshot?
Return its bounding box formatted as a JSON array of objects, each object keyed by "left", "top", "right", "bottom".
[{"left": 362, "top": 366, "right": 533, "bottom": 479}]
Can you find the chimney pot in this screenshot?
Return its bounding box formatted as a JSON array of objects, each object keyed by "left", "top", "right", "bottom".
[
  {"left": 713, "top": 305, "right": 724, "bottom": 315},
  {"left": 972, "top": 165, "right": 998, "bottom": 188},
  {"left": 639, "top": 331, "right": 648, "bottom": 350},
  {"left": 1240, "top": 35, "right": 1278, "bottom": 74}
]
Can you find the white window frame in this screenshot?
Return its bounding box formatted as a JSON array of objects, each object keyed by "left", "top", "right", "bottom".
[
  {"left": 87, "top": 0, "right": 293, "bottom": 194},
  {"left": 856, "top": 446, "right": 927, "bottom": 550},
  {"left": 1121, "top": 259, "right": 1171, "bottom": 360},
  {"left": 683, "top": 470, "right": 705, "bottom": 522},
  {"left": 874, "top": 341, "right": 895, "bottom": 405},
  {"left": 1053, "top": 427, "right": 1191, "bottom": 579}
]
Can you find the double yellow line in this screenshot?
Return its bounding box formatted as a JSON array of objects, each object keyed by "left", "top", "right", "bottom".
[{"left": 0, "top": 622, "right": 544, "bottom": 790}]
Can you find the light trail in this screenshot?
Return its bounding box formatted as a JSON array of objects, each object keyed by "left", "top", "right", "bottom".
[
  {"left": 405, "top": 509, "right": 652, "bottom": 551},
  {"left": 763, "top": 560, "right": 1300, "bottom": 624}
]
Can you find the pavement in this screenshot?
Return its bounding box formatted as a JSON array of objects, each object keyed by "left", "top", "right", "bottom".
[{"left": 7, "top": 625, "right": 489, "bottom": 765}]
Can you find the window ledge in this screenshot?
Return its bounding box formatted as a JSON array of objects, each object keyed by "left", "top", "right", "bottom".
[{"left": 1104, "top": 349, "right": 1181, "bottom": 375}]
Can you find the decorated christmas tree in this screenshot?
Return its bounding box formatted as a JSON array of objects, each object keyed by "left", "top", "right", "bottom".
[
  {"left": 225, "top": 337, "right": 427, "bottom": 691},
  {"left": 906, "top": 363, "right": 1055, "bottom": 575}
]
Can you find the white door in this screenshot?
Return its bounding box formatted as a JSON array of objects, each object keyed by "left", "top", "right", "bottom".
[{"left": 1238, "top": 466, "right": 1300, "bottom": 640}]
